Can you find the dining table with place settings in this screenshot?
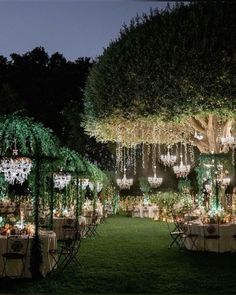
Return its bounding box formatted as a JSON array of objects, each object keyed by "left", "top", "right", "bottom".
[
  {"left": 0, "top": 231, "right": 57, "bottom": 278},
  {"left": 52, "top": 216, "right": 86, "bottom": 240},
  {"left": 132, "top": 204, "right": 159, "bottom": 220},
  {"left": 183, "top": 221, "right": 236, "bottom": 253}
]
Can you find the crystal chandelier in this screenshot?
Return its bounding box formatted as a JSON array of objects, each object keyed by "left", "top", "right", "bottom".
[
  {"left": 173, "top": 154, "right": 191, "bottom": 178},
  {"left": 0, "top": 157, "right": 32, "bottom": 185},
  {"left": 53, "top": 172, "right": 72, "bottom": 190},
  {"left": 222, "top": 177, "right": 230, "bottom": 187},
  {"left": 160, "top": 146, "right": 177, "bottom": 167},
  {"left": 148, "top": 166, "right": 163, "bottom": 188},
  {"left": 215, "top": 165, "right": 230, "bottom": 188},
  {"left": 0, "top": 140, "right": 32, "bottom": 185},
  {"left": 221, "top": 136, "right": 236, "bottom": 146},
  {"left": 117, "top": 168, "right": 133, "bottom": 190},
  {"left": 79, "top": 178, "right": 89, "bottom": 190},
  {"left": 88, "top": 181, "right": 103, "bottom": 192},
  {"left": 96, "top": 182, "right": 103, "bottom": 192}
]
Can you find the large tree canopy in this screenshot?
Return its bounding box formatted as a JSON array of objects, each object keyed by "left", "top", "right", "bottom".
[{"left": 84, "top": 1, "right": 236, "bottom": 153}]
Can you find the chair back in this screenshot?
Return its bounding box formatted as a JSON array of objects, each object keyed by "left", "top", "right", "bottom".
[
  {"left": 39, "top": 216, "right": 49, "bottom": 228},
  {"left": 204, "top": 223, "right": 220, "bottom": 237},
  {"left": 6, "top": 235, "right": 29, "bottom": 257}
]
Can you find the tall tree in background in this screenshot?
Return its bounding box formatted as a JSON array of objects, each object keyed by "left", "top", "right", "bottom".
[{"left": 0, "top": 47, "right": 114, "bottom": 170}]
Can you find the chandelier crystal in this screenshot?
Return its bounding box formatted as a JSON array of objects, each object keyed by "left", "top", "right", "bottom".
[
  {"left": 221, "top": 136, "right": 236, "bottom": 147},
  {"left": 173, "top": 154, "right": 190, "bottom": 178},
  {"left": 160, "top": 146, "right": 177, "bottom": 167},
  {"left": 88, "top": 181, "right": 103, "bottom": 192},
  {"left": 96, "top": 182, "right": 103, "bottom": 192},
  {"left": 79, "top": 178, "right": 89, "bottom": 190},
  {"left": 215, "top": 165, "right": 231, "bottom": 188},
  {"left": 148, "top": 166, "right": 163, "bottom": 188},
  {"left": 53, "top": 172, "right": 72, "bottom": 190},
  {"left": 0, "top": 157, "right": 32, "bottom": 185},
  {"left": 117, "top": 168, "right": 133, "bottom": 190}
]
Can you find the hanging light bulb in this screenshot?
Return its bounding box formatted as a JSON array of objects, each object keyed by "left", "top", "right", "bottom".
[
  {"left": 173, "top": 154, "right": 191, "bottom": 178},
  {"left": 116, "top": 167, "right": 133, "bottom": 190},
  {"left": 148, "top": 166, "right": 163, "bottom": 188},
  {"left": 160, "top": 146, "right": 177, "bottom": 167}
]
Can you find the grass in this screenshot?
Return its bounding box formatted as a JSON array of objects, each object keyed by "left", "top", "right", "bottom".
[{"left": 1, "top": 215, "right": 236, "bottom": 294}]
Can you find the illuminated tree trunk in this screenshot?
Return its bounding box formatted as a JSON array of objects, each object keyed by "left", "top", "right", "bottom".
[{"left": 189, "top": 115, "right": 233, "bottom": 154}]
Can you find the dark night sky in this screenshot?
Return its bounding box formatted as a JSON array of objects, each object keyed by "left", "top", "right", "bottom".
[{"left": 0, "top": 1, "right": 176, "bottom": 61}]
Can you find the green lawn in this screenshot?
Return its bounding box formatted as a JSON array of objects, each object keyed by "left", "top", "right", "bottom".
[{"left": 1, "top": 215, "right": 236, "bottom": 294}]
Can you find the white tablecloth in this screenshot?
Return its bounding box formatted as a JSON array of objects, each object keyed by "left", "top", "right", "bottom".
[
  {"left": 53, "top": 216, "right": 86, "bottom": 240},
  {"left": 0, "top": 232, "right": 57, "bottom": 278},
  {"left": 132, "top": 205, "right": 159, "bottom": 219},
  {"left": 184, "top": 222, "right": 236, "bottom": 253}
]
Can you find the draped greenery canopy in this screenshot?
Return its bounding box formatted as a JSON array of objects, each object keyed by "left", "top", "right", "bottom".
[
  {"left": 84, "top": 1, "right": 236, "bottom": 153},
  {"left": 54, "top": 147, "right": 108, "bottom": 183},
  {"left": 0, "top": 115, "right": 59, "bottom": 158}
]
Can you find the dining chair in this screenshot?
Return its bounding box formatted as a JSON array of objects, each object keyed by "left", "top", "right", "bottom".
[
  {"left": 39, "top": 216, "right": 49, "bottom": 229},
  {"left": 182, "top": 222, "right": 199, "bottom": 251},
  {"left": 166, "top": 219, "right": 185, "bottom": 249},
  {"left": 2, "top": 235, "right": 29, "bottom": 278},
  {"left": 85, "top": 214, "right": 99, "bottom": 238},
  {"left": 49, "top": 229, "right": 82, "bottom": 272}
]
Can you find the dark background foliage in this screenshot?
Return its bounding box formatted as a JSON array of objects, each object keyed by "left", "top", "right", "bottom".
[{"left": 0, "top": 47, "right": 114, "bottom": 170}]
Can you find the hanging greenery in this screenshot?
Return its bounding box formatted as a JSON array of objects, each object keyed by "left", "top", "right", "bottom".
[
  {"left": 139, "top": 177, "right": 151, "bottom": 195},
  {"left": 55, "top": 147, "right": 87, "bottom": 175},
  {"left": 0, "top": 114, "right": 59, "bottom": 157},
  {"left": 0, "top": 114, "right": 60, "bottom": 278},
  {"left": 195, "top": 153, "right": 233, "bottom": 209},
  {"left": 177, "top": 178, "right": 192, "bottom": 193},
  {"left": 0, "top": 174, "right": 8, "bottom": 198}
]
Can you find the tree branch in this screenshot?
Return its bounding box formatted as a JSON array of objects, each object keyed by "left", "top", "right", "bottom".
[{"left": 188, "top": 117, "right": 206, "bottom": 134}]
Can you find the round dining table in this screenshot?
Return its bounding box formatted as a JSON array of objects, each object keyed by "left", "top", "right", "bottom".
[
  {"left": 184, "top": 222, "right": 236, "bottom": 253},
  {"left": 0, "top": 231, "right": 57, "bottom": 278}
]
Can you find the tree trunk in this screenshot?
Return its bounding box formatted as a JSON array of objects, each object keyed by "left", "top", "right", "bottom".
[{"left": 189, "top": 115, "right": 234, "bottom": 154}]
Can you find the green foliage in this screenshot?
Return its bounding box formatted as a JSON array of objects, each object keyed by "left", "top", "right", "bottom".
[
  {"left": 84, "top": 1, "right": 235, "bottom": 129},
  {"left": 0, "top": 115, "right": 59, "bottom": 157},
  {"left": 0, "top": 174, "right": 8, "bottom": 198},
  {"left": 177, "top": 178, "right": 192, "bottom": 192},
  {"left": 56, "top": 147, "right": 87, "bottom": 174},
  {"left": 139, "top": 177, "right": 151, "bottom": 194},
  {"left": 153, "top": 191, "right": 180, "bottom": 210},
  {"left": 195, "top": 153, "right": 233, "bottom": 207},
  {"left": 83, "top": 159, "right": 108, "bottom": 183}
]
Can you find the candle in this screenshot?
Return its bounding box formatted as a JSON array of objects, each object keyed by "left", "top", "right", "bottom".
[{"left": 20, "top": 210, "right": 24, "bottom": 229}]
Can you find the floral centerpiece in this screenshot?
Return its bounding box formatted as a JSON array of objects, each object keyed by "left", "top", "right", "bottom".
[{"left": 201, "top": 206, "right": 233, "bottom": 224}]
